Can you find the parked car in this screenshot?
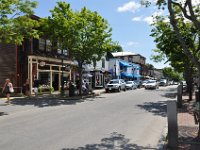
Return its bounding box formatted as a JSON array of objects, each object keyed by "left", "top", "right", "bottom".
[
  {"left": 181, "top": 81, "right": 187, "bottom": 92},
  {"left": 125, "top": 81, "right": 137, "bottom": 90},
  {"left": 159, "top": 79, "right": 168, "bottom": 86},
  {"left": 105, "top": 79, "right": 126, "bottom": 92},
  {"left": 145, "top": 80, "right": 159, "bottom": 89},
  {"left": 134, "top": 80, "right": 143, "bottom": 88},
  {"left": 141, "top": 80, "right": 149, "bottom": 88},
  {"left": 168, "top": 80, "right": 174, "bottom": 85}
]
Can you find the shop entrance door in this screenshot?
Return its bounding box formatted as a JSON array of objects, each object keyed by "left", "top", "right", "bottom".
[{"left": 52, "top": 73, "right": 59, "bottom": 91}]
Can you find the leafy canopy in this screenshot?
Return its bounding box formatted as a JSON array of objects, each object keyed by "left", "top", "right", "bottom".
[
  {"left": 41, "top": 2, "right": 116, "bottom": 66},
  {"left": 0, "top": 0, "right": 39, "bottom": 44}
]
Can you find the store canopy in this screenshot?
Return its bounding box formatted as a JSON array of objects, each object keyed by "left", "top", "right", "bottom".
[
  {"left": 133, "top": 74, "right": 142, "bottom": 78},
  {"left": 132, "top": 64, "right": 141, "bottom": 70},
  {"left": 119, "top": 60, "right": 132, "bottom": 67},
  {"left": 121, "top": 72, "right": 133, "bottom": 78}
]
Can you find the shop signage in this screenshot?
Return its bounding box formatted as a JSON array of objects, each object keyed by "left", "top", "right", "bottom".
[{"left": 39, "top": 61, "right": 46, "bottom": 67}]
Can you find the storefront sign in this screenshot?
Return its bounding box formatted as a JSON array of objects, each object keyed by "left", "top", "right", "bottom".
[{"left": 39, "top": 61, "right": 46, "bottom": 67}]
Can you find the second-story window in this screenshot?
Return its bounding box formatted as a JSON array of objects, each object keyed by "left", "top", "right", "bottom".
[
  {"left": 39, "top": 38, "right": 45, "bottom": 51},
  {"left": 46, "top": 40, "right": 52, "bottom": 52},
  {"left": 128, "top": 56, "right": 133, "bottom": 62}
]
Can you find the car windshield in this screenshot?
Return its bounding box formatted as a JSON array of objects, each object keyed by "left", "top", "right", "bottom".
[
  {"left": 147, "top": 80, "right": 156, "bottom": 83},
  {"left": 109, "top": 80, "right": 119, "bottom": 84},
  {"left": 126, "top": 81, "right": 132, "bottom": 84}
]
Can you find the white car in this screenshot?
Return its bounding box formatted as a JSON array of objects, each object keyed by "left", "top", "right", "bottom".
[
  {"left": 141, "top": 80, "right": 149, "bottom": 87},
  {"left": 145, "top": 80, "right": 159, "bottom": 89},
  {"left": 125, "top": 81, "right": 137, "bottom": 90},
  {"left": 105, "top": 79, "right": 126, "bottom": 92}
]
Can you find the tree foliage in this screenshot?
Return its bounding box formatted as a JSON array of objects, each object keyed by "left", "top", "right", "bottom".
[
  {"left": 41, "top": 2, "right": 116, "bottom": 95},
  {"left": 41, "top": 2, "right": 115, "bottom": 63},
  {"left": 0, "top": 0, "right": 39, "bottom": 44},
  {"left": 145, "top": 0, "right": 200, "bottom": 101},
  {"left": 163, "top": 67, "right": 183, "bottom": 81}
]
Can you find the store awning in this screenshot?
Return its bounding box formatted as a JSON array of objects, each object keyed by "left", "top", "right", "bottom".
[
  {"left": 119, "top": 60, "right": 132, "bottom": 67},
  {"left": 133, "top": 74, "right": 142, "bottom": 78},
  {"left": 121, "top": 72, "right": 133, "bottom": 78},
  {"left": 132, "top": 64, "right": 141, "bottom": 70}
]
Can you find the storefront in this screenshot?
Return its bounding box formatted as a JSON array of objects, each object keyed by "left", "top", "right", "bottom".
[{"left": 28, "top": 55, "right": 74, "bottom": 94}]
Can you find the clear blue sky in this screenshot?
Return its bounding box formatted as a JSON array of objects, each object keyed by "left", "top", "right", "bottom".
[{"left": 34, "top": 0, "right": 169, "bottom": 69}]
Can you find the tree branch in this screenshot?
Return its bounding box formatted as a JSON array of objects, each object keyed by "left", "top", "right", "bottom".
[
  {"left": 168, "top": 0, "right": 200, "bottom": 71},
  {"left": 187, "top": 0, "right": 200, "bottom": 29},
  {"left": 171, "top": 1, "right": 192, "bottom": 20}
]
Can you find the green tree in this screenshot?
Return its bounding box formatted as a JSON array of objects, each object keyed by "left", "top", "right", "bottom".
[
  {"left": 41, "top": 2, "right": 115, "bottom": 95},
  {"left": 163, "top": 67, "right": 183, "bottom": 81},
  {"left": 150, "top": 15, "right": 195, "bottom": 100},
  {"left": 142, "top": 0, "right": 200, "bottom": 80},
  {"left": 0, "top": 0, "right": 39, "bottom": 44}
]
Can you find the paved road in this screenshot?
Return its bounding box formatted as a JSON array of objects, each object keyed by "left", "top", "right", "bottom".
[{"left": 0, "top": 86, "right": 177, "bottom": 150}]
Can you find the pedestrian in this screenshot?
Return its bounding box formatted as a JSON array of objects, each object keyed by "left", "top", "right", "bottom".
[
  {"left": 33, "top": 77, "right": 39, "bottom": 96},
  {"left": 2, "top": 78, "right": 14, "bottom": 104}
]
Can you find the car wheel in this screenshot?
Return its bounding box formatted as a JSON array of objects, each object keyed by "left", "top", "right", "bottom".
[
  {"left": 118, "top": 87, "right": 121, "bottom": 92},
  {"left": 124, "top": 87, "right": 126, "bottom": 91}
]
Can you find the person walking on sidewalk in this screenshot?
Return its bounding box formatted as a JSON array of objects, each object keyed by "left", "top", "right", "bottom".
[
  {"left": 2, "top": 78, "right": 13, "bottom": 104},
  {"left": 33, "top": 77, "right": 40, "bottom": 97}
]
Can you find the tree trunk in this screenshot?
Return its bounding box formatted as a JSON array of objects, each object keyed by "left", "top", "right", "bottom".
[{"left": 184, "top": 64, "right": 193, "bottom": 101}]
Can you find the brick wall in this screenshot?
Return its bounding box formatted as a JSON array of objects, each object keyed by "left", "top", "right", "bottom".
[{"left": 0, "top": 44, "right": 16, "bottom": 87}]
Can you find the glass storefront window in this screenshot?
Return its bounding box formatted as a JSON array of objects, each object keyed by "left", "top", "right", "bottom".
[
  {"left": 95, "top": 73, "right": 103, "bottom": 87},
  {"left": 52, "top": 66, "right": 59, "bottom": 70}
]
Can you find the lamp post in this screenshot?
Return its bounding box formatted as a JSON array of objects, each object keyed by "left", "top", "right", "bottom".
[{"left": 60, "top": 50, "right": 65, "bottom": 96}]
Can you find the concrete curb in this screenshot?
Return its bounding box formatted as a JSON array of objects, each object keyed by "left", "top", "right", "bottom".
[{"left": 157, "top": 124, "right": 168, "bottom": 150}]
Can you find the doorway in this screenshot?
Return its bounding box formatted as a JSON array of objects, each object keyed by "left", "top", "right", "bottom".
[{"left": 52, "top": 73, "right": 59, "bottom": 91}]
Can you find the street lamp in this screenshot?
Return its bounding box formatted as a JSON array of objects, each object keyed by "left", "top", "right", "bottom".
[{"left": 60, "top": 50, "right": 65, "bottom": 96}]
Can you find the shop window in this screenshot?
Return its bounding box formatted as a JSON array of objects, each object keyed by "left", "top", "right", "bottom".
[
  {"left": 95, "top": 73, "right": 103, "bottom": 87},
  {"left": 128, "top": 57, "right": 133, "bottom": 62},
  {"left": 39, "top": 72, "right": 50, "bottom": 86},
  {"left": 52, "top": 66, "right": 59, "bottom": 70}
]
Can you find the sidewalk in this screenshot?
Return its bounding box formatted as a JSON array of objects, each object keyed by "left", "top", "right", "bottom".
[
  {"left": 177, "top": 93, "right": 200, "bottom": 150},
  {"left": 0, "top": 88, "right": 106, "bottom": 115}
]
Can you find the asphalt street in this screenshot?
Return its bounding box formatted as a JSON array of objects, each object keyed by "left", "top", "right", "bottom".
[{"left": 0, "top": 86, "right": 177, "bottom": 150}]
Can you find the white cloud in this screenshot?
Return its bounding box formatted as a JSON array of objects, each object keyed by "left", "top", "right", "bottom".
[
  {"left": 117, "top": 1, "right": 141, "bottom": 13},
  {"left": 132, "top": 16, "right": 142, "bottom": 21},
  {"left": 132, "top": 10, "right": 165, "bottom": 24},
  {"left": 143, "top": 16, "right": 154, "bottom": 24},
  {"left": 126, "top": 41, "right": 139, "bottom": 46}
]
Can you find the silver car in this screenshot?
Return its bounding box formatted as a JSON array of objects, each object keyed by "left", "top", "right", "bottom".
[
  {"left": 125, "top": 81, "right": 137, "bottom": 90},
  {"left": 105, "top": 79, "right": 126, "bottom": 92},
  {"left": 145, "top": 80, "right": 159, "bottom": 89}
]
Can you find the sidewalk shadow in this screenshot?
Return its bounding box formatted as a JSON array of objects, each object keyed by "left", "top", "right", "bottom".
[
  {"left": 9, "top": 96, "right": 95, "bottom": 108},
  {"left": 62, "top": 132, "right": 157, "bottom": 150},
  {"left": 0, "top": 112, "right": 8, "bottom": 116},
  {"left": 137, "top": 101, "right": 167, "bottom": 117},
  {"left": 161, "top": 92, "right": 177, "bottom": 99}
]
